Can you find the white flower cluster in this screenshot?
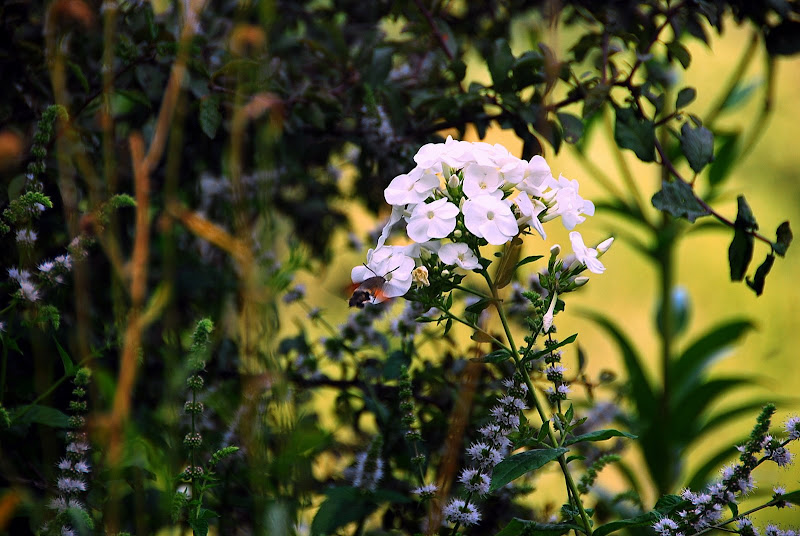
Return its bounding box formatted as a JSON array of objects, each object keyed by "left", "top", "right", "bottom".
[{"left": 352, "top": 137, "right": 605, "bottom": 304}]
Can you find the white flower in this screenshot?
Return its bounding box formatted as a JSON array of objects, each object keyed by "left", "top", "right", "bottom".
[
  {"left": 544, "top": 174, "right": 595, "bottom": 230},
  {"left": 15, "top": 228, "right": 37, "bottom": 244},
  {"left": 351, "top": 246, "right": 416, "bottom": 300},
  {"left": 443, "top": 498, "right": 481, "bottom": 526},
  {"left": 438, "top": 243, "right": 481, "bottom": 270},
  {"left": 459, "top": 468, "right": 491, "bottom": 495},
  {"left": 406, "top": 198, "right": 459, "bottom": 242},
  {"left": 517, "top": 155, "right": 553, "bottom": 196},
  {"left": 512, "top": 192, "right": 547, "bottom": 239},
  {"left": 541, "top": 293, "right": 557, "bottom": 333},
  {"left": 462, "top": 195, "right": 518, "bottom": 245},
  {"left": 412, "top": 483, "right": 439, "bottom": 498},
  {"left": 384, "top": 167, "right": 440, "bottom": 206},
  {"left": 569, "top": 231, "right": 605, "bottom": 274},
  {"left": 462, "top": 164, "right": 504, "bottom": 198}
]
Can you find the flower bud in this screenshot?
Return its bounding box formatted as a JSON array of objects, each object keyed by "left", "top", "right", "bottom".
[
  {"left": 441, "top": 269, "right": 450, "bottom": 277},
  {"left": 541, "top": 293, "right": 557, "bottom": 334},
  {"left": 448, "top": 174, "right": 460, "bottom": 189},
  {"left": 453, "top": 229, "right": 463, "bottom": 238},
  {"left": 572, "top": 276, "right": 589, "bottom": 288},
  {"left": 596, "top": 237, "right": 614, "bottom": 255}
]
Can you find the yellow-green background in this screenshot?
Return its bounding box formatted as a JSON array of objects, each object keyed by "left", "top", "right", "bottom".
[{"left": 282, "top": 17, "right": 800, "bottom": 526}]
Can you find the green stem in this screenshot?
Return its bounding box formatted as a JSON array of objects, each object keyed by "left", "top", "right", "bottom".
[{"left": 481, "top": 270, "right": 593, "bottom": 535}]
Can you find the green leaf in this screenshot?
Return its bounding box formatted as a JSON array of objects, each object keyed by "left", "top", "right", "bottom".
[
  {"left": 495, "top": 236, "right": 523, "bottom": 289},
  {"left": 556, "top": 112, "right": 583, "bottom": 144},
  {"left": 563, "top": 428, "right": 637, "bottom": 446},
  {"left": 472, "top": 349, "right": 511, "bottom": 364},
  {"left": 496, "top": 518, "right": 582, "bottom": 536},
  {"left": 593, "top": 495, "right": 684, "bottom": 536},
  {"left": 489, "top": 39, "right": 514, "bottom": 87},
  {"left": 672, "top": 378, "right": 752, "bottom": 436},
  {"left": 521, "top": 334, "right": 577, "bottom": 364},
  {"left": 779, "top": 490, "right": 800, "bottom": 506},
  {"left": 67, "top": 61, "right": 90, "bottom": 93},
  {"left": 671, "top": 319, "right": 753, "bottom": 401},
  {"left": 199, "top": 95, "right": 222, "bottom": 139},
  {"left": 465, "top": 298, "right": 493, "bottom": 315},
  {"left": 53, "top": 337, "right": 76, "bottom": 376},
  {"left": 651, "top": 179, "right": 710, "bottom": 223},
  {"left": 311, "top": 487, "right": 379, "bottom": 536},
  {"left": 721, "top": 80, "right": 761, "bottom": 112},
  {"left": 489, "top": 448, "right": 568, "bottom": 492},
  {"left": 581, "top": 312, "right": 656, "bottom": 417},
  {"left": 680, "top": 122, "right": 714, "bottom": 173},
  {"left": 11, "top": 405, "right": 70, "bottom": 428},
  {"left": 746, "top": 254, "right": 775, "bottom": 296},
  {"left": 766, "top": 20, "right": 800, "bottom": 56},
  {"left": 614, "top": 106, "right": 655, "bottom": 162},
  {"left": 774, "top": 221, "right": 792, "bottom": 257},
  {"left": 728, "top": 196, "right": 758, "bottom": 281},
  {"left": 666, "top": 41, "right": 691, "bottom": 68},
  {"left": 675, "top": 87, "right": 696, "bottom": 109},
  {"left": 516, "top": 255, "right": 543, "bottom": 270},
  {"left": 708, "top": 131, "right": 739, "bottom": 187}
]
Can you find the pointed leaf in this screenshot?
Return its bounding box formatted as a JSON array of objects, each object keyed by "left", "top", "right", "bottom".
[
  {"left": 779, "top": 490, "right": 800, "bottom": 506},
  {"left": 746, "top": 254, "right": 775, "bottom": 296},
  {"left": 675, "top": 87, "right": 696, "bottom": 109},
  {"left": 495, "top": 236, "right": 524, "bottom": 289},
  {"left": 651, "top": 179, "right": 710, "bottom": 222},
  {"left": 311, "top": 487, "right": 379, "bottom": 536},
  {"left": 199, "top": 95, "right": 222, "bottom": 139},
  {"left": 470, "top": 331, "right": 494, "bottom": 343},
  {"left": 472, "top": 349, "right": 511, "bottom": 364},
  {"left": 53, "top": 337, "right": 76, "bottom": 376},
  {"left": 708, "top": 131, "right": 740, "bottom": 187},
  {"left": 581, "top": 312, "right": 656, "bottom": 417},
  {"left": 556, "top": 112, "right": 584, "bottom": 144},
  {"left": 465, "top": 298, "right": 493, "bottom": 315},
  {"left": 516, "top": 255, "right": 544, "bottom": 270},
  {"left": 614, "top": 106, "right": 655, "bottom": 162},
  {"left": 774, "top": 221, "right": 792, "bottom": 257},
  {"left": 681, "top": 122, "right": 714, "bottom": 173},
  {"left": 496, "top": 518, "right": 582, "bottom": 536},
  {"left": 672, "top": 378, "right": 753, "bottom": 439},
  {"left": 593, "top": 495, "right": 684, "bottom": 536},
  {"left": 671, "top": 319, "right": 753, "bottom": 399},
  {"left": 563, "top": 429, "right": 637, "bottom": 446},
  {"left": 521, "top": 334, "right": 577, "bottom": 364},
  {"left": 728, "top": 196, "right": 758, "bottom": 281},
  {"left": 489, "top": 448, "right": 568, "bottom": 492}
]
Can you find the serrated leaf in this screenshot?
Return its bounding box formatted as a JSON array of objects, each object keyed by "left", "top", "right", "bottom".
[
  {"left": 680, "top": 122, "right": 714, "bottom": 173},
  {"left": 489, "top": 448, "right": 568, "bottom": 492},
  {"left": 774, "top": 221, "right": 792, "bottom": 256},
  {"left": 496, "top": 518, "right": 581, "bottom": 536},
  {"left": 563, "top": 428, "right": 637, "bottom": 446},
  {"left": 521, "top": 334, "right": 577, "bottom": 364},
  {"left": 556, "top": 112, "right": 583, "bottom": 144},
  {"left": 199, "top": 95, "right": 222, "bottom": 139},
  {"left": 651, "top": 179, "right": 710, "bottom": 222},
  {"left": 746, "top": 253, "right": 775, "bottom": 296},
  {"left": 614, "top": 106, "right": 655, "bottom": 162},
  {"left": 675, "top": 87, "right": 696, "bottom": 109}
]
